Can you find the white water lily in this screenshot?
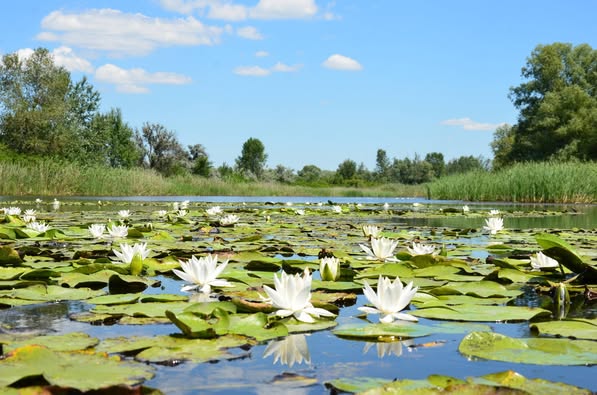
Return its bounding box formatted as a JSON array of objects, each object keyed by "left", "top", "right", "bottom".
[
  {"left": 173, "top": 254, "right": 232, "bottom": 293},
  {"left": 180, "top": 200, "right": 190, "bottom": 210},
  {"left": 483, "top": 217, "right": 504, "bottom": 235},
  {"left": 412, "top": 202, "right": 422, "bottom": 207},
  {"left": 88, "top": 224, "right": 106, "bottom": 239},
  {"left": 358, "top": 275, "right": 418, "bottom": 323},
  {"left": 263, "top": 334, "right": 311, "bottom": 367},
  {"left": 295, "top": 209, "right": 305, "bottom": 216},
  {"left": 27, "top": 221, "right": 49, "bottom": 233},
  {"left": 52, "top": 199, "right": 60, "bottom": 210},
  {"left": 462, "top": 205, "right": 470, "bottom": 213},
  {"left": 5, "top": 207, "right": 21, "bottom": 216},
  {"left": 263, "top": 269, "right": 336, "bottom": 323},
  {"left": 156, "top": 210, "right": 168, "bottom": 218},
  {"left": 22, "top": 209, "right": 36, "bottom": 223},
  {"left": 331, "top": 205, "right": 342, "bottom": 213},
  {"left": 172, "top": 202, "right": 179, "bottom": 211},
  {"left": 320, "top": 256, "right": 341, "bottom": 281},
  {"left": 407, "top": 242, "right": 437, "bottom": 256},
  {"left": 35, "top": 198, "right": 42, "bottom": 204},
  {"left": 383, "top": 203, "right": 390, "bottom": 211},
  {"left": 176, "top": 209, "right": 188, "bottom": 217},
  {"left": 530, "top": 251, "right": 559, "bottom": 270},
  {"left": 113, "top": 242, "right": 151, "bottom": 264},
  {"left": 206, "top": 206, "right": 223, "bottom": 216},
  {"left": 360, "top": 237, "right": 399, "bottom": 262},
  {"left": 118, "top": 210, "right": 131, "bottom": 219},
  {"left": 219, "top": 214, "right": 239, "bottom": 226},
  {"left": 107, "top": 224, "right": 129, "bottom": 238},
  {"left": 489, "top": 209, "right": 500, "bottom": 216},
  {"left": 362, "top": 225, "right": 382, "bottom": 238},
  {"left": 285, "top": 201, "right": 293, "bottom": 206}
]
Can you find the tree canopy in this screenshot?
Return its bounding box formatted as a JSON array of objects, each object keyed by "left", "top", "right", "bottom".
[{"left": 235, "top": 137, "right": 267, "bottom": 179}]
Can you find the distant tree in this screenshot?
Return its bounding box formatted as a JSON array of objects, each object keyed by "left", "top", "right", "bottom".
[
  {"left": 424, "top": 152, "right": 445, "bottom": 178},
  {"left": 235, "top": 137, "right": 267, "bottom": 179},
  {"left": 374, "top": 149, "right": 391, "bottom": 181},
  {"left": 490, "top": 124, "right": 515, "bottom": 169},
  {"left": 88, "top": 108, "right": 140, "bottom": 168},
  {"left": 217, "top": 162, "right": 235, "bottom": 179},
  {"left": 136, "top": 122, "right": 188, "bottom": 176},
  {"left": 391, "top": 154, "right": 433, "bottom": 184},
  {"left": 336, "top": 159, "right": 357, "bottom": 181},
  {"left": 297, "top": 164, "right": 322, "bottom": 183},
  {"left": 271, "top": 164, "right": 295, "bottom": 183},
  {"left": 188, "top": 143, "right": 211, "bottom": 177},
  {"left": 505, "top": 42, "right": 597, "bottom": 162},
  {"left": 357, "top": 162, "right": 371, "bottom": 181},
  {"left": 445, "top": 155, "right": 489, "bottom": 175}
]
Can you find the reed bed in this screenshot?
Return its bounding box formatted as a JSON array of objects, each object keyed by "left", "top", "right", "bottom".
[{"left": 427, "top": 161, "right": 596, "bottom": 203}]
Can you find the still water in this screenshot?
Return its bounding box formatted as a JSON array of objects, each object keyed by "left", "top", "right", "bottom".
[{"left": 0, "top": 196, "right": 595, "bottom": 394}]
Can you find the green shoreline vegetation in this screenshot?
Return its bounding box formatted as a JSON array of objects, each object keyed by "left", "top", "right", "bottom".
[
  {"left": 0, "top": 43, "right": 595, "bottom": 203},
  {"left": 1, "top": 158, "right": 594, "bottom": 203}
]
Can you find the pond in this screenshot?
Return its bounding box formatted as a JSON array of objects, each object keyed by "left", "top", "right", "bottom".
[{"left": 0, "top": 197, "right": 595, "bottom": 394}]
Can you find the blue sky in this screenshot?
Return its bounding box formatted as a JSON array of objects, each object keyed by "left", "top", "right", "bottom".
[{"left": 1, "top": 1, "right": 595, "bottom": 171}]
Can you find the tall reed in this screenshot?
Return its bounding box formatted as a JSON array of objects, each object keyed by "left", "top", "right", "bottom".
[{"left": 427, "top": 161, "right": 596, "bottom": 203}]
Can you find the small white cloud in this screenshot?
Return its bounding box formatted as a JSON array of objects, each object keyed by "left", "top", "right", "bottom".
[
  {"left": 271, "top": 62, "right": 302, "bottom": 72},
  {"left": 15, "top": 48, "right": 35, "bottom": 60},
  {"left": 208, "top": 3, "right": 248, "bottom": 21},
  {"left": 37, "top": 9, "right": 224, "bottom": 56},
  {"left": 160, "top": 0, "right": 319, "bottom": 20},
  {"left": 233, "top": 65, "right": 271, "bottom": 77},
  {"left": 441, "top": 118, "right": 506, "bottom": 131},
  {"left": 95, "top": 63, "right": 192, "bottom": 93},
  {"left": 250, "top": 0, "right": 318, "bottom": 19},
  {"left": 322, "top": 54, "right": 362, "bottom": 71},
  {"left": 255, "top": 50, "right": 269, "bottom": 57},
  {"left": 14, "top": 46, "right": 93, "bottom": 73},
  {"left": 237, "top": 26, "right": 263, "bottom": 40}
]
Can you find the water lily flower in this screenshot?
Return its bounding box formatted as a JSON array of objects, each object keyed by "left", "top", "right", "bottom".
[
  {"left": 118, "top": 210, "right": 131, "bottom": 219},
  {"left": 88, "top": 224, "right": 106, "bottom": 239},
  {"left": 52, "top": 199, "right": 60, "bottom": 210},
  {"left": 358, "top": 275, "right": 418, "bottom": 323},
  {"left": 35, "top": 198, "right": 42, "bottom": 204},
  {"left": 362, "top": 224, "right": 382, "bottom": 238},
  {"left": 156, "top": 210, "right": 168, "bottom": 218},
  {"left": 176, "top": 209, "right": 188, "bottom": 217},
  {"left": 263, "top": 269, "right": 336, "bottom": 323},
  {"left": 27, "top": 221, "right": 49, "bottom": 233},
  {"left": 180, "top": 200, "right": 190, "bottom": 210},
  {"left": 5, "top": 207, "right": 21, "bottom": 216},
  {"left": 113, "top": 242, "right": 151, "bottom": 264},
  {"left": 407, "top": 242, "right": 437, "bottom": 256},
  {"left": 489, "top": 209, "right": 500, "bottom": 216},
  {"left": 462, "top": 205, "right": 470, "bottom": 213},
  {"left": 295, "top": 209, "right": 305, "bottom": 216},
  {"left": 331, "top": 205, "right": 342, "bottom": 213},
  {"left": 530, "top": 251, "right": 559, "bottom": 270},
  {"left": 263, "top": 334, "right": 311, "bottom": 367},
  {"left": 360, "top": 237, "right": 399, "bottom": 262},
  {"left": 320, "top": 256, "right": 341, "bottom": 281},
  {"left": 172, "top": 202, "right": 179, "bottom": 211},
  {"left": 412, "top": 202, "right": 422, "bottom": 207},
  {"left": 206, "top": 206, "right": 223, "bottom": 216},
  {"left": 173, "top": 254, "right": 232, "bottom": 293},
  {"left": 285, "top": 201, "right": 293, "bottom": 206},
  {"left": 383, "top": 203, "right": 390, "bottom": 210},
  {"left": 22, "top": 209, "right": 36, "bottom": 223},
  {"left": 219, "top": 214, "right": 239, "bottom": 226},
  {"left": 483, "top": 217, "right": 504, "bottom": 235},
  {"left": 107, "top": 224, "right": 129, "bottom": 238}
]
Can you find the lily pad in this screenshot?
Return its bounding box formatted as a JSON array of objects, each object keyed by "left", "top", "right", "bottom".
[
  {"left": 530, "top": 318, "right": 597, "bottom": 340},
  {"left": 332, "top": 322, "right": 434, "bottom": 340},
  {"left": 0, "top": 332, "right": 99, "bottom": 353},
  {"left": 412, "top": 305, "right": 551, "bottom": 322},
  {"left": 459, "top": 331, "right": 597, "bottom": 365}
]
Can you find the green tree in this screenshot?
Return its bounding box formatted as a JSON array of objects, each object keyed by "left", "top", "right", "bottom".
[
  {"left": 235, "top": 137, "right": 267, "bottom": 179},
  {"left": 374, "top": 148, "right": 391, "bottom": 181},
  {"left": 505, "top": 42, "right": 597, "bottom": 162},
  {"left": 490, "top": 124, "right": 515, "bottom": 169},
  {"left": 445, "top": 155, "right": 489, "bottom": 175},
  {"left": 188, "top": 144, "right": 212, "bottom": 177},
  {"left": 336, "top": 159, "right": 357, "bottom": 182},
  {"left": 424, "top": 152, "right": 445, "bottom": 178},
  {"left": 88, "top": 108, "right": 140, "bottom": 168},
  {"left": 391, "top": 154, "right": 433, "bottom": 184},
  {"left": 297, "top": 164, "right": 322, "bottom": 184},
  {"left": 136, "top": 123, "right": 188, "bottom": 176}
]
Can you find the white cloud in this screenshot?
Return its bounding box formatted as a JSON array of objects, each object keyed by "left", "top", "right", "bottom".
[
  {"left": 322, "top": 54, "right": 363, "bottom": 71},
  {"left": 441, "top": 118, "right": 506, "bottom": 131},
  {"left": 255, "top": 50, "right": 269, "bottom": 57},
  {"left": 37, "top": 9, "right": 224, "bottom": 56},
  {"left": 95, "top": 63, "right": 192, "bottom": 93},
  {"left": 159, "top": 0, "right": 318, "bottom": 20},
  {"left": 237, "top": 26, "right": 263, "bottom": 40},
  {"left": 271, "top": 62, "right": 302, "bottom": 72},
  {"left": 14, "top": 46, "right": 93, "bottom": 73},
  {"left": 233, "top": 65, "right": 271, "bottom": 77}
]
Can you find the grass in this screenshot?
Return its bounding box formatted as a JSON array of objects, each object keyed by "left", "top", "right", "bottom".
[
  {"left": 427, "top": 161, "right": 597, "bottom": 203},
  {"left": 0, "top": 159, "right": 423, "bottom": 198}
]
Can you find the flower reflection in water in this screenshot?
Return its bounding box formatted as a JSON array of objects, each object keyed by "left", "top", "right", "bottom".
[
  {"left": 362, "top": 339, "right": 415, "bottom": 358},
  {"left": 263, "top": 334, "right": 311, "bottom": 368}
]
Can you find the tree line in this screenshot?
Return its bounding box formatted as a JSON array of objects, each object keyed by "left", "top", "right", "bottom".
[{"left": 0, "top": 43, "right": 594, "bottom": 186}]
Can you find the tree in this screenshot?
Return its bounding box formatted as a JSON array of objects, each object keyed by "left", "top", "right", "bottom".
[
  {"left": 297, "top": 164, "right": 322, "bottom": 184},
  {"left": 0, "top": 48, "right": 101, "bottom": 161},
  {"left": 374, "top": 149, "right": 391, "bottom": 181},
  {"left": 136, "top": 123, "right": 188, "bottom": 176},
  {"left": 504, "top": 42, "right": 597, "bottom": 162},
  {"left": 188, "top": 144, "right": 211, "bottom": 177},
  {"left": 88, "top": 108, "right": 140, "bottom": 168},
  {"left": 271, "top": 164, "right": 295, "bottom": 183},
  {"left": 490, "top": 124, "right": 515, "bottom": 169},
  {"left": 235, "top": 137, "right": 267, "bottom": 179},
  {"left": 424, "top": 152, "right": 445, "bottom": 178},
  {"left": 445, "top": 155, "right": 489, "bottom": 175},
  {"left": 336, "top": 159, "right": 357, "bottom": 181},
  {"left": 391, "top": 154, "right": 433, "bottom": 184}
]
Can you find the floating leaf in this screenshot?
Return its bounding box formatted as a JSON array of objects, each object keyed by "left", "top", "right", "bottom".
[
  {"left": 333, "top": 322, "right": 434, "bottom": 340},
  {"left": 0, "top": 332, "right": 99, "bottom": 353},
  {"left": 530, "top": 318, "right": 597, "bottom": 340},
  {"left": 413, "top": 305, "right": 551, "bottom": 322}
]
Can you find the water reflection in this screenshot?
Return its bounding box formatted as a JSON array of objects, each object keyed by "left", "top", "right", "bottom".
[
  {"left": 362, "top": 339, "right": 415, "bottom": 359},
  {"left": 0, "top": 302, "right": 68, "bottom": 334},
  {"left": 263, "top": 334, "right": 311, "bottom": 368}
]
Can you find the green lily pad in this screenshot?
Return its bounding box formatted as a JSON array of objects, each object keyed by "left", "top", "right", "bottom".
[
  {"left": 459, "top": 331, "right": 597, "bottom": 365},
  {"left": 93, "top": 301, "right": 190, "bottom": 317},
  {"left": 412, "top": 305, "right": 551, "bottom": 322},
  {"left": 536, "top": 233, "right": 597, "bottom": 282},
  {"left": 333, "top": 322, "right": 434, "bottom": 340},
  {"left": 0, "top": 345, "right": 154, "bottom": 391},
  {"left": 530, "top": 318, "right": 597, "bottom": 340},
  {"left": 0, "top": 332, "right": 99, "bottom": 353},
  {"left": 9, "top": 284, "right": 105, "bottom": 301},
  {"left": 430, "top": 281, "right": 523, "bottom": 298}
]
